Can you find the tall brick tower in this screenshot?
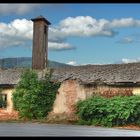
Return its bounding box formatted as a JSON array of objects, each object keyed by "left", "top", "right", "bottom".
[{"left": 31, "top": 15, "right": 51, "bottom": 70}]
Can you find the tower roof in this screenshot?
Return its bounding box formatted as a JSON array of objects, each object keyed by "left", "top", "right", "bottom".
[{"left": 31, "top": 15, "right": 51, "bottom": 25}]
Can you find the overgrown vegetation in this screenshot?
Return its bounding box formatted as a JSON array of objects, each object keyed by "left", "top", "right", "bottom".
[
  {"left": 12, "top": 69, "right": 60, "bottom": 120},
  {"left": 76, "top": 95, "right": 140, "bottom": 127}
]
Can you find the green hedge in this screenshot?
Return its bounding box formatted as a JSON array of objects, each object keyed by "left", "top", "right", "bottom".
[{"left": 76, "top": 95, "right": 140, "bottom": 127}]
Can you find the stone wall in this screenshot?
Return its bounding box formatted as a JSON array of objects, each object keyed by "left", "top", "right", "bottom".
[{"left": 93, "top": 86, "right": 133, "bottom": 97}]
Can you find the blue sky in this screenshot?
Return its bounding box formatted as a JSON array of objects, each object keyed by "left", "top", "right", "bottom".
[{"left": 1, "top": 4, "right": 140, "bottom": 65}]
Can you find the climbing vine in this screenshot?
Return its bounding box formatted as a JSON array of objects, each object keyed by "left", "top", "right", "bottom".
[{"left": 12, "top": 69, "right": 60, "bottom": 120}]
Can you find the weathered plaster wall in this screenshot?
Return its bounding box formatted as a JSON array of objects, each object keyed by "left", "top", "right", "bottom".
[
  {"left": 48, "top": 80, "right": 139, "bottom": 121},
  {"left": 47, "top": 80, "right": 86, "bottom": 121},
  {"left": 48, "top": 79, "right": 97, "bottom": 122},
  {"left": 132, "top": 88, "right": 140, "bottom": 95},
  {"left": 1, "top": 88, "right": 14, "bottom": 112},
  {"left": 94, "top": 86, "right": 133, "bottom": 97},
  {"left": 50, "top": 80, "right": 86, "bottom": 115},
  {"left": 1, "top": 80, "right": 140, "bottom": 121},
  {"left": 0, "top": 88, "right": 18, "bottom": 120}
]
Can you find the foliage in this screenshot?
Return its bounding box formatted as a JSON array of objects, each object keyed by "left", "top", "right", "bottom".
[
  {"left": 76, "top": 95, "right": 140, "bottom": 127},
  {"left": 12, "top": 69, "right": 60, "bottom": 120}
]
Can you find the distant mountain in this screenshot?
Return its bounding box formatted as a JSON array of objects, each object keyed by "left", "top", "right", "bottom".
[{"left": 0, "top": 57, "right": 72, "bottom": 69}]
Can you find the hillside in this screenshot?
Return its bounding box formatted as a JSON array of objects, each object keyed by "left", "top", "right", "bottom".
[{"left": 0, "top": 57, "right": 72, "bottom": 69}]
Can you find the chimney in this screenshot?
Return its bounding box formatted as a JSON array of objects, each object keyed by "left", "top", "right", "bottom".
[{"left": 31, "top": 15, "right": 51, "bottom": 70}]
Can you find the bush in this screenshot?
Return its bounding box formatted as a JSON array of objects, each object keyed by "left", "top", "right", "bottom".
[
  {"left": 76, "top": 95, "right": 140, "bottom": 127},
  {"left": 12, "top": 69, "right": 60, "bottom": 120}
]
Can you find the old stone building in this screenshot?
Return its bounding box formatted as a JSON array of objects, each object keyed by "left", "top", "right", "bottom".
[
  {"left": 1, "top": 62, "right": 140, "bottom": 120},
  {"left": 47, "top": 63, "right": 140, "bottom": 121},
  {"left": 0, "top": 68, "right": 22, "bottom": 120},
  {"left": 1, "top": 15, "right": 140, "bottom": 121}
]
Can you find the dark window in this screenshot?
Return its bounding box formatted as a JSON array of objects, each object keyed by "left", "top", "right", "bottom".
[{"left": 0, "top": 94, "right": 7, "bottom": 108}]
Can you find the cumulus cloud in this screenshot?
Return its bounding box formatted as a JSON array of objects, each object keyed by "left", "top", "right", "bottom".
[
  {"left": 1, "top": 16, "right": 140, "bottom": 51},
  {"left": 121, "top": 58, "right": 140, "bottom": 63},
  {"left": 0, "top": 19, "right": 33, "bottom": 49},
  {"left": 66, "top": 61, "right": 77, "bottom": 66},
  {"left": 51, "top": 16, "right": 140, "bottom": 38},
  {"left": 48, "top": 16, "right": 140, "bottom": 50},
  {"left": 0, "top": 19, "right": 33, "bottom": 39},
  {"left": 0, "top": 18, "right": 75, "bottom": 51},
  {"left": 54, "top": 16, "right": 115, "bottom": 37},
  {"left": 0, "top": 4, "right": 41, "bottom": 15}
]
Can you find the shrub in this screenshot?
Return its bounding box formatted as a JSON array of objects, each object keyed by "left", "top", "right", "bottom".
[
  {"left": 76, "top": 95, "right": 140, "bottom": 127},
  {"left": 12, "top": 69, "right": 60, "bottom": 120}
]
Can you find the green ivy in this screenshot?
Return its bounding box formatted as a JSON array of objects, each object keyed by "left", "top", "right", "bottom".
[
  {"left": 12, "top": 69, "right": 60, "bottom": 120},
  {"left": 76, "top": 95, "right": 140, "bottom": 127}
]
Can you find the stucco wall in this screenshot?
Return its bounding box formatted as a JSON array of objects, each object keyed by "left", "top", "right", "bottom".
[
  {"left": 50, "top": 80, "right": 86, "bottom": 115},
  {"left": 0, "top": 88, "right": 18, "bottom": 120},
  {"left": 132, "top": 88, "right": 140, "bottom": 95},
  {"left": 1, "top": 88, "right": 14, "bottom": 112},
  {"left": 47, "top": 80, "right": 96, "bottom": 122},
  {"left": 48, "top": 80, "right": 140, "bottom": 121},
  {"left": 1, "top": 80, "right": 140, "bottom": 121}
]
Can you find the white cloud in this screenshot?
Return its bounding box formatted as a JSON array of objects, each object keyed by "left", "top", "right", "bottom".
[
  {"left": 50, "top": 16, "right": 140, "bottom": 38},
  {"left": 117, "top": 37, "right": 133, "bottom": 44},
  {"left": 66, "top": 61, "right": 77, "bottom": 66},
  {"left": 0, "top": 4, "right": 41, "bottom": 15},
  {"left": 121, "top": 58, "right": 140, "bottom": 63},
  {"left": 110, "top": 18, "right": 140, "bottom": 28},
  {"left": 48, "top": 42, "right": 75, "bottom": 51},
  {"left": 0, "top": 18, "right": 75, "bottom": 51},
  {"left": 57, "top": 16, "right": 114, "bottom": 37},
  {"left": 2, "top": 16, "right": 140, "bottom": 51},
  {"left": 0, "top": 19, "right": 33, "bottom": 49}
]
